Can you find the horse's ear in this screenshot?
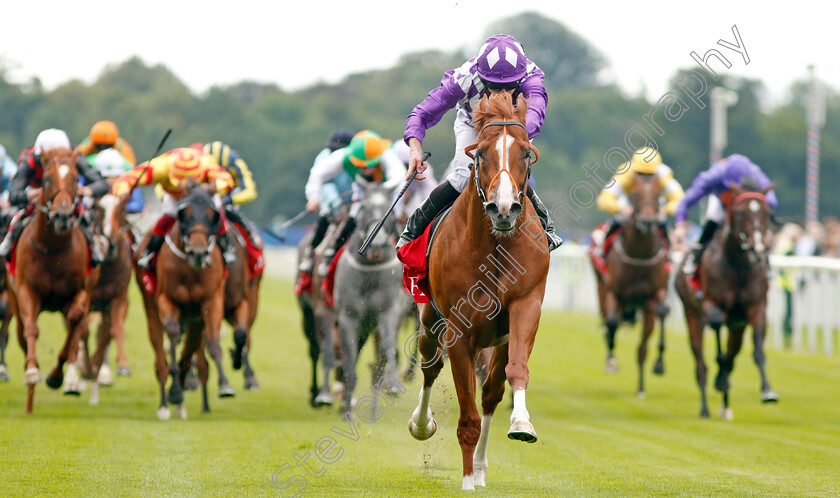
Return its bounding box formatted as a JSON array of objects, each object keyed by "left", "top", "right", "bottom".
[
  {"left": 727, "top": 180, "right": 743, "bottom": 196},
  {"left": 71, "top": 149, "right": 79, "bottom": 164},
  {"left": 514, "top": 93, "right": 528, "bottom": 122},
  {"left": 762, "top": 182, "right": 775, "bottom": 196},
  {"left": 478, "top": 94, "right": 490, "bottom": 113}
]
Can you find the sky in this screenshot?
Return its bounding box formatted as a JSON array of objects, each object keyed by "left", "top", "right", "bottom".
[{"left": 1, "top": 1, "right": 837, "bottom": 105}]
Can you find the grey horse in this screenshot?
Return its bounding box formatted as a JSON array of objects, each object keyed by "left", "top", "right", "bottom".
[{"left": 333, "top": 183, "right": 405, "bottom": 416}]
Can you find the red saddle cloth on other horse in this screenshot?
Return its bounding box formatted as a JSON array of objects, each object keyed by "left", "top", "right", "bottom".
[
  {"left": 320, "top": 245, "right": 346, "bottom": 308},
  {"left": 231, "top": 221, "right": 265, "bottom": 279}
]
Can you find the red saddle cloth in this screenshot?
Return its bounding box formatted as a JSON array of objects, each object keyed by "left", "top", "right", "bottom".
[
  {"left": 320, "top": 245, "right": 346, "bottom": 308},
  {"left": 231, "top": 221, "right": 265, "bottom": 279},
  {"left": 396, "top": 221, "right": 434, "bottom": 304}
]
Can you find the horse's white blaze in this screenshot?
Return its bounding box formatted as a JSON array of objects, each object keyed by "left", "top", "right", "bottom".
[
  {"left": 58, "top": 165, "right": 70, "bottom": 179},
  {"left": 754, "top": 230, "right": 765, "bottom": 253},
  {"left": 494, "top": 133, "right": 516, "bottom": 215},
  {"left": 510, "top": 388, "right": 530, "bottom": 424},
  {"left": 473, "top": 414, "right": 492, "bottom": 487}
]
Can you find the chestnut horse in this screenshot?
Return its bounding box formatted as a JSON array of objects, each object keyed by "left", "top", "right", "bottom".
[
  {"left": 594, "top": 173, "right": 669, "bottom": 397},
  {"left": 72, "top": 192, "right": 134, "bottom": 404},
  {"left": 675, "top": 183, "right": 778, "bottom": 420},
  {"left": 8, "top": 147, "right": 100, "bottom": 413},
  {"left": 407, "top": 92, "right": 550, "bottom": 491},
  {"left": 136, "top": 183, "right": 230, "bottom": 420}
]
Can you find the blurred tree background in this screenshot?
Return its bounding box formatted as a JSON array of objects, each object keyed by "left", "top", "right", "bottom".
[{"left": 0, "top": 12, "right": 836, "bottom": 239}]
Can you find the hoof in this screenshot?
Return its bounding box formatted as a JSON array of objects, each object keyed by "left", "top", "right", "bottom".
[
  {"left": 507, "top": 420, "right": 538, "bottom": 443},
  {"left": 408, "top": 416, "right": 437, "bottom": 441},
  {"left": 157, "top": 406, "right": 171, "bottom": 420},
  {"left": 116, "top": 365, "right": 132, "bottom": 377},
  {"left": 173, "top": 404, "right": 187, "bottom": 420},
  {"left": 604, "top": 357, "right": 619, "bottom": 374},
  {"left": 218, "top": 384, "right": 235, "bottom": 398},
  {"left": 184, "top": 371, "right": 199, "bottom": 391},
  {"left": 314, "top": 392, "right": 334, "bottom": 406},
  {"left": 652, "top": 360, "right": 665, "bottom": 376},
  {"left": 63, "top": 384, "right": 81, "bottom": 396},
  {"left": 168, "top": 387, "right": 184, "bottom": 405},
  {"left": 45, "top": 373, "right": 63, "bottom": 390},
  {"left": 719, "top": 406, "right": 734, "bottom": 421},
  {"left": 0, "top": 364, "right": 9, "bottom": 382},
  {"left": 97, "top": 365, "right": 114, "bottom": 386},
  {"left": 761, "top": 389, "right": 779, "bottom": 403},
  {"left": 700, "top": 407, "right": 710, "bottom": 418},
  {"left": 24, "top": 368, "right": 41, "bottom": 385},
  {"left": 244, "top": 376, "right": 260, "bottom": 390},
  {"left": 637, "top": 390, "right": 646, "bottom": 399},
  {"left": 89, "top": 382, "right": 100, "bottom": 406}
]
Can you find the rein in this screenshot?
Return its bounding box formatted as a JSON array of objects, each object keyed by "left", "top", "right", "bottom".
[
  {"left": 464, "top": 120, "right": 539, "bottom": 205},
  {"left": 164, "top": 231, "right": 217, "bottom": 263},
  {"left": 725, "top": 191, "right": 770, "bottom": 263},
  {"left": 612, "top": 237, "right": 666, "bottom": 266}
]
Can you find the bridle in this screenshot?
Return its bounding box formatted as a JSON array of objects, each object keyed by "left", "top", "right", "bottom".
[
  {"left": 464, "top": 120, "right": 539, "bottom": 205},
  {"left": 35, "top": 158, "right": 80, "bottom": 224},
  {"left": 167, "top": 195, "right": 220, "bottom": 265},
  {"left": 727, "top": 191, "right": 770, "bottom": 262}
]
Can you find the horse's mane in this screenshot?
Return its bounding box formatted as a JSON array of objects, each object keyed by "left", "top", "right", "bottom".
[{"left": 472, "top": 92, "right": 528, "bottom": 133}]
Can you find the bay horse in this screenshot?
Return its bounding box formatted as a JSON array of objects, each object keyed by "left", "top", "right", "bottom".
[
  {"left": 71, "top": 191, "right": 134, "bottom": 404},
  {"left": 224, "top": 218, "right": 262, "bottom": 390},
  {"left": 675, "top": 182, "right": 778, "bottom": 419},
  {"left": 8, "top": 147, "right": 100, "bottom": 413},
  {"left": 136, "top": 182, "right": 231, "bottom": 420},
  {"left": 594, "top": 173, "right": 669, "bottom": 397},
  {"left": 407, "top": 92, "right": 550, "bottom": 490},
  {"left": 0, "top": 211, "right": 14, "bottom": 382}
]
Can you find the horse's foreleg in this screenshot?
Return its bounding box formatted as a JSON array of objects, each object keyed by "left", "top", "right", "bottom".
[
  {"left": 242, "top": 285, "right": 258, "bottom": 390},
  {"left": 157, "top": 295, "right": 183, "bottom": 406},
  {"left": 196, "top": 337, "right": 210, "bottom": 413},
  {"left": 749, "top": 303, "right": 778, "bottom": 403},
  {"left": 314, "top": 308, "right": 336, "bottom": 406},
  {"left": 0, "top": 297, "right": 9, "bottom": 382},
  {"left": 474, "top": 343, "right": 510, "bottom": 487},
  {"left": 408, "top": 306, "right": 444, "bottom": 442},
  {"left": 448, "top": 339, "right": 481, "bottom": 491},
  {"left": 230, "top": 299, "right": 249, "bottom": 371},
  {"left": 505, "top": 298, "right": 541, "bottom": 444},
  {"left": 637, "top": 304, "right": 656, "bottom": 398},
  {"left": 15, "top": 285, "right": 41, "bottom": 384},
  {"left": 375, "top": 303, "right": 404, "bottom": 398},
  {"left": 337, "top": 308, "right": 360, "bottom": 417},
  {"left": 653, "top": 288, "right": 669, "bottom": 376},
  {"left": 603, "top": 291, "right": 620, "bottom": 373},
  {"left": 203, "top": 291, "right": 233, "bottom": 398},
  {"left": 685, "top": 307, "right": 709, "bottom": 418},
  {"left": 173, "top": 321, "right": 203, "bottom": 419}
]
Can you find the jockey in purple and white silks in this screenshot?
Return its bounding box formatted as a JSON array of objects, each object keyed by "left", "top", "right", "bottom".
[
  {"left": 396, "top": 34, "right": 562, "bottom": 251},
  {"left": 673, "top": 154, "right": 778, "bottom": 287}
]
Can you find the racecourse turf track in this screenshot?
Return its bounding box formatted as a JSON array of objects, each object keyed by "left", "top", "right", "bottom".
[{"left": 0, "top": 276, "right": 838, "bottom": 497}]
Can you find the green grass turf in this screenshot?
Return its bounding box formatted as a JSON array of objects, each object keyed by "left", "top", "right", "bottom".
[{"left": 0, "top": 276, "right": 838, "bottom": 497}]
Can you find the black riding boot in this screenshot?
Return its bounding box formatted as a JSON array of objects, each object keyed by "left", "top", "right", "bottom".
[
  {"left": 138, "top": 235, "right": 165, "bottom": 269},
  {"left": 318, "top": 217, "right": 357, "bottom": 277},
  {"left": 300, "top": 215, "right": 330, "bottom": 274},
  {"left": 0, "top": 215, "right": 26, "bottom": 261},
  {"left": 396, "top": 180, "right": 460, "bottom": 250},
  {"left": 684, "top": 220, "right": 719, "bottom": 275},
  {"left": 527, "top": 185, "right": 563, "bottom": 251}
]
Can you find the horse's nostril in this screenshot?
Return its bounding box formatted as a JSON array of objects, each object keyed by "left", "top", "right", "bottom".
[
  {"left": 485, "top": 202, "right": 499, "bottom": 217},
  {"left": 510, "top": 202, "right": 522, "bottom": 218}
]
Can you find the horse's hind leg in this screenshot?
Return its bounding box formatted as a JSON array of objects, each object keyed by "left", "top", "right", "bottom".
[
  {"left": 110, "top": 294, "right": 130, "bottom": 376},
  {"left": 0, "top": 300, "right": 9, "bottom": 382},
  {"left": 196, "top": 338, "right": 210, "bottom": 413},
  {"left": 716, "top": 323, "right": 745, "bottom": 420},
  {"left": 686, "top": 309, "right": 709, "bottom": 418},
  {"left": 749, "top": 304, "right": 778, "bottom": 403},
  {"left": 474, "top": 343, "right": 509, "bottom": 487},
  {"left": 408, "top": 306, "right": 444, "bottom": 441},
  {"left": 337, "top": 308, "right": 362, "bottom": 417},
  {"left": 229, "top": 299, "right": 249, "bottom": 371},
  {"left": 174, "top": 321, "right": 204, "bottom": 419},
  {"left": 158, "top": 296, "right": 184, "bottom": 406},
  {"left": 637, "top": 304, "right": 656, "bottom": 398}
]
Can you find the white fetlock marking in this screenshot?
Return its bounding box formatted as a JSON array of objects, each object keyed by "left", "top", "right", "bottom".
[
  {"left": 157, "top": 406, "right": 171, "bottom": 420},
  {"left": 510, "top": 389, "right": 530, "bottom": 424},
  {"left": 720, "top": 406, "right": 734, "bottom": 421},
  {"left": 24, "top": 368, "right": 40, "bottom": 385},
  {"left": 89, "top": 382, "right": 99, "bottom": 405},
  {"left": 64, "top": 365, "right": 80, "bottom": 393},
  {"left": 473, "top": 414, "right": 492, "bottom": 487},
  {"left": 173, "top": 404, "right": 187, "bottom": 420},
  {"left": 98, "top": 364, "right": 113, "bottom": 386},
  {"left": 411, "top": 387, "right": 433, "bottom": 426},
  {"left": 462, "top": 473, "right": 475, "bottom": 491}
]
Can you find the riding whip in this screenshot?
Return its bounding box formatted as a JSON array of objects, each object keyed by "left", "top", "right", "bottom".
[
  {"left": 359, "top": 151, "right": 430, "bottom": 255},
  {"left": 129, "top": 129, "right": 172, "bottom": 192}
]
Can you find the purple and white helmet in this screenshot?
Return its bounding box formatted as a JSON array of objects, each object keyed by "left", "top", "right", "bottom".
[{"left": 476, "top": 34, "right": 527, "bottom": 84}]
